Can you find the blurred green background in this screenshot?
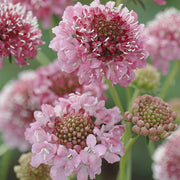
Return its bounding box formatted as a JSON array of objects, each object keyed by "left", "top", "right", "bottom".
[{"left": 0, "top": 0, "right": 180, "bottom": 179}]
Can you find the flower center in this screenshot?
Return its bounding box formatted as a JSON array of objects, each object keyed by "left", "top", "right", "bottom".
[
  {"left": 48, "top": 72, "right": 82, "bottom": 97},
  {"left": 136, "top": 96, "right": 174, "bottom": 128},
  {"left": 74, "top": 8, "right": 128, "bottom": 62},
  {"left": 51, "top": 111, "right": 95, "bottom": 151}
]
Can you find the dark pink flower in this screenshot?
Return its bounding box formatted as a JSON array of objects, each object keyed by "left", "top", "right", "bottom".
[
  {"left": 49, "top": 0, "right": 148, "bottom": 86},
  {"left": 11, "top": 0, "right": 74, "bottom": 28},
  {"left": 0, "top": 71, "right": 39, "bottom": 151},
  {"left": 25, "top": 94, "right": 125, "bottom": 180},
  {"left": 152, "top": 129, "right": 180, "bottom": 180},
  {"left": 144, "top": 8, "right": 180, "bottom": 74},
  {"left": 125, "top": 94, "right": 178, "bottom": 140},
  {"left": 0, "top": 2, "right": 42, "bottom": 68}
]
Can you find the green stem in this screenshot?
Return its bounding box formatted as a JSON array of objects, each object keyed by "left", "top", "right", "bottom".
[
  {"left": 125, "top": 135, "right": 140, "bottom": 154},
  {"left": 0, "top": 144, "right": 9, "bottom": 156},
  {"left": 159, "top": 60, "right": 180, "bottom": 99},
  {"left": 126, "top": 87, "right": 132, "bottom": 107},
  {"left": 126, "top": 151, "right": 132, "bottom": 180},
  {"left": 105, "top": 79, "right": 124, "bottom": 115},
  {"left": 36, "top": 51, "right": 51, "bottom": 66},
  {"left": 0, "top": 149, "right": 12, "bottom": 180},
  {"left": 128, "top": 88, "right": 140, "bottom": 112},
  {"left": 122, "top": 88, "right": 140, "bottom": 143},
  {"left": 117, "top": 88, "right": 140, "bottom": 180},
  {"left": 117, "top": 135, "right": 139, "bottom": 180},
  {"left": 148, "top": 140, "right": 156, "bottom": 156}
]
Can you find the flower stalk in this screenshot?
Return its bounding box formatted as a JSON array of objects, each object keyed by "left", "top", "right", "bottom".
[
  {"left": 105, "top": 79, "right": 125, "bottom": 115},
  {"left": 159, "top": 60, "right": 180, "bottom": 99},
  {"left": 117, "top": 88, "right": 141, "bottom": 180},
  {"left": 117, "top": 135, "right": 139, "bottom": 180},
  {"left": 0, "top": 150, "right": 12, "bottom": 180}
]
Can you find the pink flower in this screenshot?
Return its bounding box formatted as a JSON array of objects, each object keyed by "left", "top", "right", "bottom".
[
  {"left": 152, "top": 129, "right": 180, "bottom": 180},
  {"left": 50, "top": 146, "right": 80, "bottom": 180},
  {"left": 25, "top": 93, "right": 125, "bottom": 180},
  {"left": 94, "top": 125, "right": 125, "bottom": 163},
  {"left": 0, "top": 2, "right": 42, "bottom": 68},
  {"left": 0, "top": 71, "right": 39, "bottom": 151},
  {"left": 10, "top": 0, "right": 74, "bottom": 28},
  {"left": 125, "top": 95, "right": 178, "bottom": 141},
  {"left": 153, "top": 0, "right": 166, "bottom": 5},
  {"left": 0, "top": 59, "right": 107, "bottom": 152},
  {"left": 144, "top": 8, "right": 180, "bottom": 74},
  {"left": 49, "top": 0, "right": 148, "bottom": 86},
  {"left": 0, "top": 63, "right": 106, "bottom": 152},
  {"left": 77, "top": 134, "right": 106, "bottom": 180},
  {"left": 32, "top": 60, "right": 107, "bottom": 106}
]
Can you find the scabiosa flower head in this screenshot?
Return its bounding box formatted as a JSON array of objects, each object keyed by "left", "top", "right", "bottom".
[
  {"left": 0, "top": 2, "right": 42, "bottom": 68},
  {"left": 25, "top": 93, "right": 125, "bottom": 180},
  {"left": 153, "top": 0, "right": 166, "bottom": 5},
  {"left": 49, "top": 0, "right": 148, "bottom": 86},
  {"left": 125, "top": 94, "right": 178, "bottom": 140},
  {"left": 32, "top": 60, "right": 107, "bottom": 106},
  {"left": 132, "top": 64, "right": 160, "bottom": 91},
  {"left": 14, "top": 152, "right": 51, "bottom": 180},
  {"left": 152, "top": 128, "right": 180, "bottom": 180},
  {"left": 0, "top": 71, "right": 39, "bottom": 151},
  {"left": 11, "top": 0, "right": 74, "bottom": 28},
  {"left": 144, "top": 8, "right": 180, "bottom": 74},
  {"left": 168, "top": 98, "right": 180, "bottom": 124}
]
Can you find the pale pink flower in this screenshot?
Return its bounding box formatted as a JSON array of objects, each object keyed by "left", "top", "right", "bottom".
[
  {"left": 50, "top": 146, "right": 80, "bottom": 180},
  {"left": 152, "top": 129, "right": 180, "bottom": 180},
  {"left": 125, "top": 94, "right": 178, "bottom": 141},
  {"left": 144, "top": 8, "right": 180, "bottom": 74},
  {"left": 32, "top": 60, "right": 107, "bottom": 106},
  {"left": 10, "top": 0, "right": 74, "bottom": 28},
  {"left": 0, "top": 71, "right": 39, "bottom": 151},
  {"left": 25, "top": 94, "right": 125, "bottom": 180},
  {"left": 153, "top": 0, "right": 166, "bottom": 5},
  {"left": 0, "top": 2, "right": 42, "bottom": 68},
  {"left": 49, "top": 0, "right": 148, "bottom": 86}
]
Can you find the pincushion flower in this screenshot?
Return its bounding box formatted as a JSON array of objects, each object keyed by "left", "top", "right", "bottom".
[
  {"left": 10, "top": 0, "right": 74, "bottom": 28},
  {"left": 32, "top": 60, "right": 107, "bottom": 106},
  {"left": 144, "top": 8, "right": 180, "bottom": 74},
  {"left": 125, "top": 94, "right": 178, "bottom": 140},
  {"left": 25, "top": 94, "right": 125, "bottom": 180},
  {"left": 0, "top": 2, "right": 42, "bottom": 68},
  {"left": 0, "top": 71, "right": 39, "bottom": 151},
  {"left": 152, "top": 129, "right": 180, "bottom": 180},
  {"left": 49, "top": 0, "right": 148, "bottom": 86},
  {"left": 14, "top": 152, "right": 51, "bottom": 180}
]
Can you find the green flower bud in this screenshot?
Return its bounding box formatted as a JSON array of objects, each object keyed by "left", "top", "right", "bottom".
[
  {"left": 14, "top": 152, "right": 51, "bottom": 180},
  {"left": 132, "top": 64, "right": 160, "bottom": 91}
]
